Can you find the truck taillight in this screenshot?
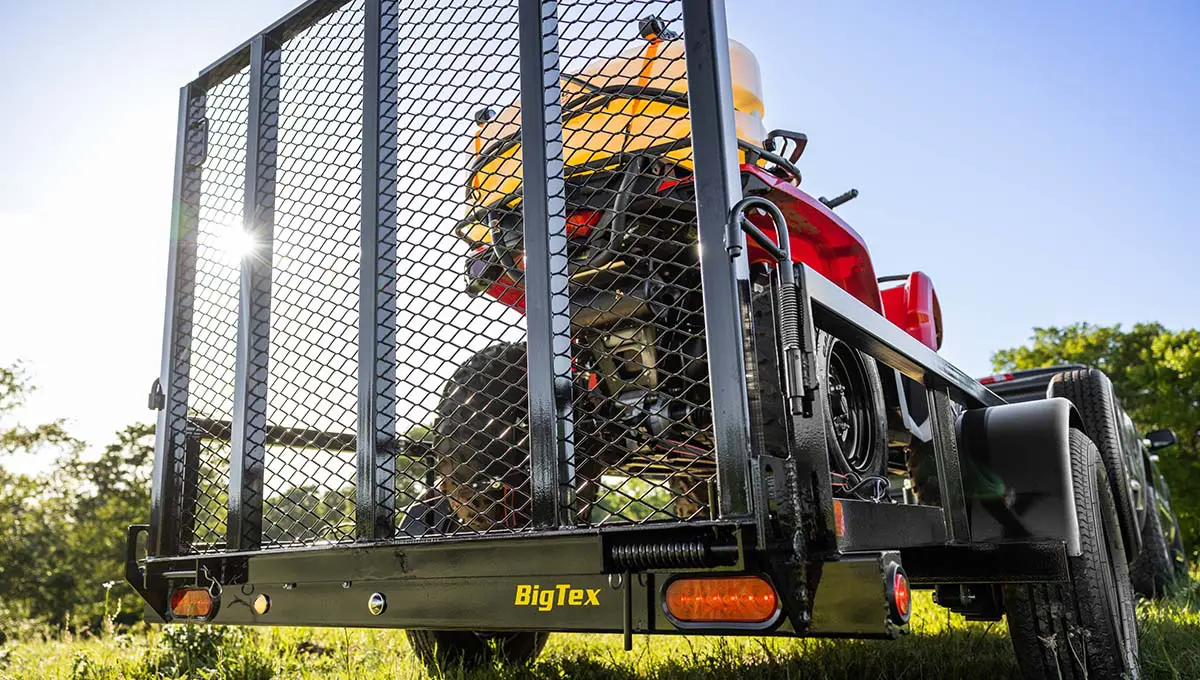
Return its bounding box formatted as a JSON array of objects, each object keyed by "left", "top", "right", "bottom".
[
  {"left": 169, "top": 587, "right": 214, "bottom": 619},
  {"left": 979, "top": 373, "right": 1014, "bottom": 385},
  {"left": 664, "top": 576, "right": 778, "bottom": 624}
]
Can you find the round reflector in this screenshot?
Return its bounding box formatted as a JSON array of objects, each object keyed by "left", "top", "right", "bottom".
[
  {"left": 664, "top": 576, "right": 778, "bottom": 624},
  {"left": 169, "top": 587, "right": 214, "bottom": 619},
  {"left": 886, "top": 564, "right": 912, "bottom": 625}
]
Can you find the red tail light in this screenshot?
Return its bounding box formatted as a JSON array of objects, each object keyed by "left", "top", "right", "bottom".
[
  {"left": 886, "top": 564, "right": 912, "bottom": 625},
  {"left": 979, "top": 373, "right": 1014, "bottom": 385}
]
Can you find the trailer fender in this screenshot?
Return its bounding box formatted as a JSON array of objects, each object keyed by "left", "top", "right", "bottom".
[{"left": 956, "top": 397, "right": 1083, "bottom": 556}]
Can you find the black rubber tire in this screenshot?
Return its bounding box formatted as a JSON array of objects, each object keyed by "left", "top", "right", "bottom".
[
  {"left": 433, "top": 343, "right": 532, "bottom": 530},
  {"left": 1130, "top": 486, "right": 1174, "bottom": 598},
  {"left": 1048, "top": 368, "right": 1142, "bottom": 563},
  {"left": 753, "top": 292, "right": 888, "bottom": 478},
  {"left": 1168, "top": 510, "right": 1189, "bottom": 578},
  {"left": 433, "top": 342, "right": 611, "bottom": 527},
  {"left": 405, "top": 629, "right": 549, "bottom": 673},
  {"left": 1004, "top": 429, "right": 1140, "bottom": 680}
]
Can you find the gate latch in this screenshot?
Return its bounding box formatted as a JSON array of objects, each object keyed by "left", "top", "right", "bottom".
[{"left": 148, "top": 378, "right": 165, "bottom": 411}]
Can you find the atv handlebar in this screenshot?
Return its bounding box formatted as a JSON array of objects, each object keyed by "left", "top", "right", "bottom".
[{"left": 819, "top": 189, "right": 859, "bottom": 210}]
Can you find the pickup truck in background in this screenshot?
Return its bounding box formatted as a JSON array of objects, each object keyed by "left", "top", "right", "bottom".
[{"left": 980, "top": 365, "right": 1189, "bottom": 595}]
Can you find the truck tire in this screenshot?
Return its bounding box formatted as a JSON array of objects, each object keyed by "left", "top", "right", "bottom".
[
  {"left": 405, "top": 630, "right": 549, "bottom": 672},
  {"left": 753, "top": 293, "right": 888, "bottom": 479},
  {"left": 1004, "top": 429, "right": 1139, "bottom": 680},
  {"left": 1169, "top": 510, "right": 1189, "bottom": 579},
  {"left": 1130, "top": 486, "right": 1174, "bottom": 598},
  {"left": 1048, "top": 368, "right": 1141, "bottom": 562}
]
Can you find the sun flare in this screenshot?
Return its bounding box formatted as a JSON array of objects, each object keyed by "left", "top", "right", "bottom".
[{"left": 217, "top": 220, "right": 258, "bottom": 265}]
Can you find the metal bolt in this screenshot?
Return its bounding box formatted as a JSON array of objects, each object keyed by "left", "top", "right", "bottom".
[
  {"left": 473, "top": 107, "right": 497, "bottom": 125},
  {"left": 368, "top": 592, "right": 387, "bottom": 616},
  {"left": 342, "top": 581, "right": 352, "bottom": 589},
  {"left": 283, "top": 583, "right": 296, "bottom": 591}
]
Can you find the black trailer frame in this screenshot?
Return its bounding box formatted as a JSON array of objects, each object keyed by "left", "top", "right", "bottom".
[{"left": 131, "top": 0, "right": 1078, "bottom": 642}]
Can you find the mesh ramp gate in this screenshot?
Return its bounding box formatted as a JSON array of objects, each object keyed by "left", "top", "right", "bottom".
[{"left": 151, "top": 0, "right": 755, "bottom": 557}]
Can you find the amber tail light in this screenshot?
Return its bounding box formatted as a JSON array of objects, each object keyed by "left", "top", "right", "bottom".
[{"left": 664, "top": 575, "right": 779, "bottom": 624}]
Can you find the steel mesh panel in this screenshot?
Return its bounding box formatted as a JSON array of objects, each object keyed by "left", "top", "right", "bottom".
[
  {"left": 260, "top": 1, "right": 365, "bottom": 548},
  {"left": 388, "top": 0, "right": 529, "bottom": 536},
  {"left": 170, "top": 0, "right": 723, "bottom": 553},
  {"left": 553, "top": 0, "right": 714, "bottom": 525},
  {"left": 186, "top": 69, "right": 251, "bottom": 552}
]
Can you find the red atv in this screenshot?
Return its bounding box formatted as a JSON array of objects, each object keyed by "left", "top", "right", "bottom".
[{"left": 433, "top": 20, "right": 946, "bottom": 537}]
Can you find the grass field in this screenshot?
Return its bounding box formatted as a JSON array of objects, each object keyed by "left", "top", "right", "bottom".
[{"left": 2, "top": 584, "right": 1198, "bottom": 680}]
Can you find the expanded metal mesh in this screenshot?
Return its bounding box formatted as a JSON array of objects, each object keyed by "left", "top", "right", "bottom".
[
  {"left": 172, "top": 0, "right": 717, "bottom": 554},
  {"left": 552, "top": 0, "right": 716, "bottom": 525},
  {"left": 261, "top": 1, "right": 364, "bottom": 547},
  {"left": 185, "top": 69, "right": 250, "bottom": 552},
  {"left": 386, "top": 0, "right": 529, "bottom": 536}
]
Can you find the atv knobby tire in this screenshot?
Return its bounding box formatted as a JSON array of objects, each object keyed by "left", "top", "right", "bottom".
[
  {"left": 1048, "top": 368, "right": 1141, "bottom": 562},
  {"left": 902, "top": 387, "right": 955, "bottom": 506},
  {"left": 1004, "top": 429, "right": 1139, "bottom": 680},
  {"left": 406, "top": 629, "right": 549, "bottom": 673}
]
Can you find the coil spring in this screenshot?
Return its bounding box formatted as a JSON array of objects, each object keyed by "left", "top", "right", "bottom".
[
  {"left": 777, "top": 282, "right": 800, "bottom": 350},
  {"left": 610, "top": 540, "right": 710, "bottom": 571}
]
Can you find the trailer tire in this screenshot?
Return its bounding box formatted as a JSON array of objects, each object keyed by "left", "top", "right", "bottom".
[
  {"left": 1004, "top": 429, "right": 1139, "bottom": 680},
  {"left": 1130, "top": 486, "right": 1174, "bottom": 598},
  {"left": 1048, "top": 368, "right": 1141, "bottom": 562},
  {"left": 753, "top": 293, "right": 888, "bottom": 479},
  {"left": 405, "top": 630, "right": 549, "bottom": 672}
]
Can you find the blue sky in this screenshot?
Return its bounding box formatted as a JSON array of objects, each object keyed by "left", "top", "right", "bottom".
[{"left": 0, "top": 1, "right": 1197, "bottom": 466}]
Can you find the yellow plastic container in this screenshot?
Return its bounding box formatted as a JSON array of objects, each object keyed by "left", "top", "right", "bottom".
[{"left": 462, "top": 38, "right": 766, "bottom": 244}]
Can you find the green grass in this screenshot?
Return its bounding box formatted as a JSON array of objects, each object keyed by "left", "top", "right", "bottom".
[{"left": 2, "top": 584, "right": 1198, "bottom": 680}]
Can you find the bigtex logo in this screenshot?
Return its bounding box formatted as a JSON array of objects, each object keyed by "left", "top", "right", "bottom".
[{"left": 514, "top": 584, "right": 601, "bottom": 612}]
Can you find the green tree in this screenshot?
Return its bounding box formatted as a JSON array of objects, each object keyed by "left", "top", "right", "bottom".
[
  {"left": 0, "top": 363, "right": 77, "bottom": 454},
  {"left": 58, "top": 424, "right": 155, "bottom": 623},
  {"left": 0, "top": 363, "right": 86, "bottom": 626},
  {"left": 992, "top": 323, "right": 1200, "bottom": 556},
  {"left": 1, "top": 362, "right": 155, "bottom": 627}
]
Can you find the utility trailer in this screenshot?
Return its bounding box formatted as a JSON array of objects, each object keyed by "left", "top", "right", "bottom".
[{"left": 128, "top": 1, "right": 1140, "bottom": 677}]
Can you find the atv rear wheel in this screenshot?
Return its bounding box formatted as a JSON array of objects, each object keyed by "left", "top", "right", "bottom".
[
  {"left": 405, "top": 629, "right": 549, "bottom": 673},
  {"left": 902, "top": 387, "right": 954, "bottom": 506},
  {"left": 1004, "top": 429, "right": 1139, "bottom": 680}
]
